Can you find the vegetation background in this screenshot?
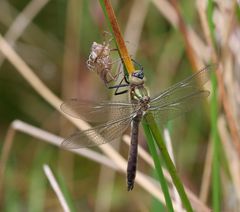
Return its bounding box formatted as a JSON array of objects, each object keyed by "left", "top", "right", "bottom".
[{"left": 0, "top": 0, "right": 240, "bottom": 211}]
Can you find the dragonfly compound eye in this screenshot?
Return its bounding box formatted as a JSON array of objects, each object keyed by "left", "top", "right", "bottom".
[{"left": 132, "top": 71, "right": 144, "bottom": 79}]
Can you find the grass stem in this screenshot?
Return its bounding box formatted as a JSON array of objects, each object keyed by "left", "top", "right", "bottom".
[
  {"left": 142, "top": 123, "right": 174, "bottom": 212},
  {"left": 206, "top": 1, "right": 221, "bottom": 210},
  {"left": 99, "top": 0, "right": 135, "bottom": 74},
  {"left": 145, "top": 114, "right": 193, "bottom": 212}
]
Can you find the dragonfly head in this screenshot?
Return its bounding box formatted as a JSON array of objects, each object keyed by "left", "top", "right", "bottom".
[
  {"left": 132, "top": 70, "right": 144, "bottom": 79},
  {"left": 129, "top": 70, "right": 145, "bottom": 85}
]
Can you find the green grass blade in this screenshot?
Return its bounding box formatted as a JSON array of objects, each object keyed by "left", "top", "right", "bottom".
[
  {"left": 142, "top": 122, "right": 174, "bottom": 212},
  {"left": 28, "top": 147, "right": 50, "bottom": 212},
  {"left": 210, "top": 71, "right": 221, "bottom": 211},
  {"left": 207, "top": 1, "right": 221, "bottom": 210},
  {"left": 55, "top": 171, "right": 76, "bottom": 212},
  {"left": 236, "top": 4, "right": 240, "bottom": 21},
  {"left": 4, "top": 166, "right": 21, "bottom": 212},
  {"left": 150, "top": 170, "right": 166, "bottom": 212},
  {"left": 145, "top": 113, "right": 193, "bottom": 212},
  {"left": 28, "top": 167, "right": 46, "bottom": 212}
]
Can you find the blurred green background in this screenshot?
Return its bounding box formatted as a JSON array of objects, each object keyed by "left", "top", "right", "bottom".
[{"left": 0, "top": 0, "right": 240, "bottom": 211}]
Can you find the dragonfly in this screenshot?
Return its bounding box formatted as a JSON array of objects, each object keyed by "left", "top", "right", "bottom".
[{"left": 61, "top": 64, "right": 214, "bottom": 191}]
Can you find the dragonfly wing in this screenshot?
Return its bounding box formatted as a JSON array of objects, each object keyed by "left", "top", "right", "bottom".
[
  {"left": 61, "top": 99, "right": 135, "bottom": 123},
  {"left": 61, "top": 116, "right": 133, "bottom": 149},
  {"left": 143, "top": 90, "right": 210, "bottom": 127},
  {"left": 150, "top": 64, "right": 215, "bottom": 106}
]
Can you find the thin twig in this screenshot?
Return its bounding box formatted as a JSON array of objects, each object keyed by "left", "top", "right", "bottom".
[
  {"left": 0, "top": 127, "right": 15, "bottom": 199},
  {"left": 0, "top": 120, "right": 117, "bottom": 170},
  {"left": 199, "top": 139, "right": 213, "bottom": 203},
  {"left": 0, "top": 0, "right": 49, "bottom": 67},
  {"left": 43, "top": 164, "right": 70, "bottom": 212},
  {"left": 164, "top": 129, "right": 183, "bottom": 212},
  {"left": 0, "top": 0, "right": 62, "bottom": 60}
]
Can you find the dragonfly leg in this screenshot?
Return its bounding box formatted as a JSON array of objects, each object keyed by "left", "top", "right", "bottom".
[
  {"left": 106, "top": 56, "right": 128, "bottom": 82},
  {"left": 108, "top": 75, "right": 130, "bottom": 95},
  {"left": 114, "top": 88, "right": 128, "bottom": 95}
]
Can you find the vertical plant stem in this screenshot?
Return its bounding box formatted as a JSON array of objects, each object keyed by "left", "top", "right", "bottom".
[
  {"left": 207, "top": 1, "right": 221, "bottom": 210},
  {"left": 211, "top": 72, "right": 221, "bottom": 211},
  {"left": 99, "top": 0, "right": 135, "bottom": 74},
  {"left": 145, "top": 114, "right": 193, "bottom": 212},
  {"left": 142, "top": 123, "right": 174, "bottom": 212}
]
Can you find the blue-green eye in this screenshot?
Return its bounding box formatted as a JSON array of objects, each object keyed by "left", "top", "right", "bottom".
[{"left": 132, "top": 71, "right": 144, "bottom": 79}]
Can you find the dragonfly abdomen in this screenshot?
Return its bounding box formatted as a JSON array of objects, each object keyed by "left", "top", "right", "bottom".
[{"left": 127, "top": 114, "right": 141, "bottom": 191}]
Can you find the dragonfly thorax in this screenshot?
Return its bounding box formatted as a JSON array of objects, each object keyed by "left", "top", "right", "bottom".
[
  {"left": 130, "top": 83, "right": 150, "bottom": 114},
  {"left": 139, "top": 96, "right": 150, "bottom": 111}
]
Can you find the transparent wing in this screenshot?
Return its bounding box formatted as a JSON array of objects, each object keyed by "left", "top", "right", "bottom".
[
  {"left": 143, "top": 90, "right": 210, "bottom": 126},
  {"left": 61, "top": 116, "right": 133, "bottom": 149},
  {"left": 143, "top": 65, "right": 215, "bottom": 126},
  {"left": 61, "top": 99, "right": 136, "bottom": 123},
  {"left": 150, "top": 64, "right": 215, "bottom": 106}
]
